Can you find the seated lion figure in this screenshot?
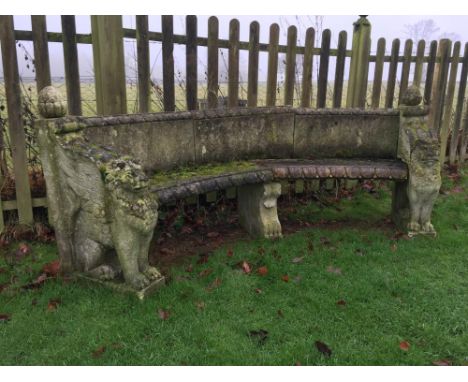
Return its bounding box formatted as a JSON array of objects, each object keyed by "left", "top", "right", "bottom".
[{"left": 58, "top": 140, "right": 162, "bottom": 290}]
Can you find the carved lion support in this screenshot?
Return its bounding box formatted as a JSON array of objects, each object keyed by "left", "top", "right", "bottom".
[
  {"left": 36, "top": 86, "right": 164, "bottom": 295},
  {"left": 395, "top": 85, "right": 442, "bottom": 237},
  {"left": 237, "top": 182, "right": 282, "bottom": 239}
]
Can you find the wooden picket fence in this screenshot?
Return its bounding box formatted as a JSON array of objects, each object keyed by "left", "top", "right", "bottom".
[{"left": 0, "top": 15, "right": 467, "bottom": 232}]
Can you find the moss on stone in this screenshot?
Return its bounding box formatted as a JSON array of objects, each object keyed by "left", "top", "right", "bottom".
[{"left": 151, "top": 161, "right": 258, "bottom": 185}]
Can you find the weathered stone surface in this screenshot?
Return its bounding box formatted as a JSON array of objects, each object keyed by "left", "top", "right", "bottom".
[
  {"left": 294, "top": 112, "right": 399, "bottom": 159},
  {"left": 194, "top": 113, "right": 295, "bottom": 163},
  {"left": 83, "top": 119, "right": 196, "bottom": 172},
  {"left": 397, "top": 87, "right": 441, "bottom": 236},
  {"left": 37, "top": 86, "right": 67, "bottom": 118},
  {"left": 238, "top": 182, "right": 282, "bottom": 239}
]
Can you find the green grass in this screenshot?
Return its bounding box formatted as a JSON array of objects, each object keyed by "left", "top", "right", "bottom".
[{"left": 1, "top": 168, "right": 467, "bottom": 365}]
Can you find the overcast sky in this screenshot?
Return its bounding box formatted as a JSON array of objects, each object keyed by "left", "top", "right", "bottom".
[{"left": 1, "top": 15, "right": 468, "bottom": 82}]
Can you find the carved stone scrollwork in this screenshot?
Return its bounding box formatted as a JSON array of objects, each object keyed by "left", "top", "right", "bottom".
[{"left": 237, "top": 182, "right": 282, "bottom": 239}]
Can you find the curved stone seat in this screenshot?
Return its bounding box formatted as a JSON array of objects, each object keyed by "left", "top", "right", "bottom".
[{"left": 151, "top": 158, "right": 408, "bottom": 204}]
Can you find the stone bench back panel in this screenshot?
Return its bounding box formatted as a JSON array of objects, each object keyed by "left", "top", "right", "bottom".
[{"left": 60, "top": 107, "right": 400, "bottom": 173}]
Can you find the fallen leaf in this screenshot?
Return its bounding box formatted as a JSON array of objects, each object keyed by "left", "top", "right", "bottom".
[
  {"left": 227, "top": 248, "right": 233, "bottom": 258},
  {"left": 206, "top": 277, "right": 222, "bottom": 291},
  {"left": 315, "top": 340, "right": 332, "bottom": 357},
  {"left": 248, "top": 329, "right": 269, "bottom": 345},
  {"left": 281, "top": 274, "right": 290, "bottom": 282},
  {"left": 254, "top": 288, "right": 263, "bottom": 294},
  {"left": 196, "top": 301, "right": 205, "bottom": 311},
  {"left": 47, "top": 298, "right": 62, "bottom": 311},
  {"left": 0, "top": 283, "right": 9, "bottom": 293},
  {"left": 22, "top": 273, "right": 48, "bottom": 289},
  {"left": 160, "top": 247, "right": 176, "bottom": 256},
  {"left": 293, "top": 275, "right": 302, "bottom": 284},
  {"left": 307, "top": 241, "right": 314, "bottom": 252},
  {"left": 399, "top": 341, "right": 410, "bottom": 351},
  {"left": 198, "top": 268, "right": 213, "bottom": 278},
  {"left": 257, "top": 247, "right": 266, "bottom": 255},
  {"left": 294, "top": 361, "right": 302, "bottom": 366},
  {"left": 337, "top": 299, "right": 346, "bottom": 306},
  {"left": 326, "top": 266, "right": 342, "bottom": 275},
  {"left": 277, "top": 309, "right": 284, "bottom": 318},
  {"left": 158, "top": 309, "right": 170, "bottom": 320},
  {"left": 292, "top": 256, "right": 304, "bottom": 264},
  {"left": 92, "top": 346, "right": 106, "bottom": 358},
  {"left": 180, "top": 226, "right": 193, "bottom": 235},
  {"left": 197, "top": 253, "right": 210, "bottom": 265},
  {"left": 111, "top": 343, "right": 123, "bottom": 350},
  {"left": 15, "top": 243, "right": 31, "bottom": 260},
  {"left": 0, "top": 313, "right": 11, "bottom": 323},
  {"left": 31, "top": 299, "right": 38, "bottom": 306},
  {"left": 432, "top": 359, "right": 452, "bottom": 366},
  {"left": 42, "top": 260, "right": 60, "bottom": 277},
  {"left": 207, "top": 231, "right": 220, "bottom": 238},
  {"left": 241, "top": 261, "right": 251, "bottom": 274},
  {"left": 257, "top": 266, "right": 268, "bottom": 276},
  {"left": 390, "top": 242, "right": 398, "bottom": 252},
  {"left": 185, "top": 264, "right": 193, "bottom": 273}
]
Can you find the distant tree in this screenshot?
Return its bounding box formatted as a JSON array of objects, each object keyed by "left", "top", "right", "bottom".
[{"left": 403, "top": 19, "right": 440, "bottom": 43}]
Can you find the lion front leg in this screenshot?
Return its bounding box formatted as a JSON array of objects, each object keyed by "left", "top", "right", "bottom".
[
  {"left": 419, "top": 189, "right": 439, "bottom": 236},
  {"left": 238, "top": 182, "right": 282, "bottom": 239},
  {"left": 407, "top": 179, "right": 422, "bottom": 236},
  {"left": 111, "top": 220, "right": 150, "bottom": 290},
  {"left": 138, "top": 229, "right": 162, "bottom": 281}
]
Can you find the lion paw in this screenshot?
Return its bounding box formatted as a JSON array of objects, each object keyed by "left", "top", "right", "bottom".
[
  {"left": 421, "top": 222, "right": 436, "bottom": 236},
  {"left": 128, "top": 273, "right": 150, "bottom": 290},
  {"left": 142, "top": 266, "right": 162, "bottom": 280},
  {"left": 264, "top": 221, "right": 282, "bottom": 239},
  {"left": 88, "top": 264, "right": 120, "bottom": 281}
]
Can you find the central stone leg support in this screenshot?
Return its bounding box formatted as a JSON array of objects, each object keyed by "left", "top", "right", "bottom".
[{"left": 237, "top": 182, "right": 282, "bottom": 239}]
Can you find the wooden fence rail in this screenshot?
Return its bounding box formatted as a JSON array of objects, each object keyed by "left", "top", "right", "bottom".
[{"left": 0, "top": 15, "right": 467, "bottom": 232}]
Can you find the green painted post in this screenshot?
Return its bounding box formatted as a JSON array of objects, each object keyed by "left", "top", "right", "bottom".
[
  {"left": 91, "top": 16, "right": 127, "bottom": 115},
  {"left": 346, "top": 16, "right": 371, "bottom": 108}
]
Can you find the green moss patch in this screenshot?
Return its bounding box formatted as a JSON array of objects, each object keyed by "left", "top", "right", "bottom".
[{"left": 151, "top": 161, "right": 258, "bottom": 186}]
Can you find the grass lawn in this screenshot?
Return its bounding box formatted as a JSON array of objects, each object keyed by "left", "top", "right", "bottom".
[{"left": 0, "top": 166, "right": 467, "bottom": 366}]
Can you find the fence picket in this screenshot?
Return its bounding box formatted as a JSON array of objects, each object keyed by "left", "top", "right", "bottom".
[
  {"left": 424, "top": 40, "right": 438, "bottom": 105},
  {"left": 31, "top": 16, "right": 51, "bottom": 93},
  {"left": 162, "top": 15, "right": 175, "bottom": 112},
  {"left": 413, "top": 40, "right": 425, "bottom": 88},
  {"left": 136, "top": 15, "right": 150, "bottom": 113},
  {"left": 317, "top": 29, "right": 331, "bottom": 108},
  {"left": 371, "top": 38, "right": 386, "bottom": 108},
  {"left": 450, "top": 42, "right": 468, "bottom": 164},
  {"left": 186, "top": 15, "right": 198, "bottom": 111},
  {"left": 228, "top": 19, "right": 240, "bottom": 108},
  {"left": 247, "top": 21, "right": 260, "bottom": 107},
  {"left": 0, "top": 15, "right": 34, "bottom": 225},
  {"left": 207, "top": 16, "right": 219, "bottom": 109},
  {"left": 333, "top": 31, "right": 347, "bottom": 108},
  {"left": 440, "top": 41, "right": 460, "bottom": 164},
  {"left": 300, "top": 27, "right": 315, "bottom": 108},
  {"left": 61, "top": 15, "right": 82, "bottom": 115},
  {"left": 284, "top": 26, "right": 297, "bottom": 106},
  {"left": 385, "top": 38, "right": 400, "bottom": 108},
  {"left": 398, "top": 39, "right": 413, "bottom": 104},
  {"left": 266, "top": 23, "right": 280, "bottom": 107}
]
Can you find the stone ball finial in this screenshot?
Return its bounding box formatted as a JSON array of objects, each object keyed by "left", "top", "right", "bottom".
[
  {"left": 38, "top": 86, "right": 67, "bottom": 118},
  {"left": 401, "top": 85, "right": 423, "bottom": 106}
]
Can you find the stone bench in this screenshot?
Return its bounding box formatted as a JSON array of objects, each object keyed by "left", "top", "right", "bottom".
[{"left": 36, "top": 86, "right": 441, "bottom": 297}]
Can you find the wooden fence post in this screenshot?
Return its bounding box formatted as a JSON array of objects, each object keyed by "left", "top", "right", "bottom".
[
  {"left": 207, "top": 16, "right": 219, "bottom": 109},
  {"left": 186, "top": 15, "right": 198, "bottom": 111},
  {"left": 61, "top": 15, "right": 82, "bottom": 115},
  {"left": 450, "top": 42, "right": 468, "bottom": 164},
  {"left": 136, "top": 15, "right": 150, "bottom": 113},
  {"left": 440, "top": 41, "right": 460, "bottom": 164},
  {"left": 91, "top": 15, "right": 127, "bottom": 115},
  {"left": 228, "top": 19, "right": 240, "bottom": 108},
  {"left": 428, "top": 39, "right": 451, "bottom": 151},
  {"left": 371, "top": 37, "right": 385, "bottom": 108},
  {"left": 247, "top": 21, "right": 260, "bottom": 108},
  {"left": 31, "top": 15, "right": 52, "bottom": 93},
  {"left": 162, "top": 15, "right": 175, "bottom": 112},
  {"left": 266, "top": 23, "right": 280, "bottom": 107},
  {"left": 284, "top": 26, "right": 297, "bottom": 106},
  {"left": 0, "top": 15, "right": 34, "bottom": 225},
  {"left": 300, "top": 27, "right": 314, "bottom": 108},
  {"left": 346, "top": 15, "right": 371, "bottom": 108}
]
